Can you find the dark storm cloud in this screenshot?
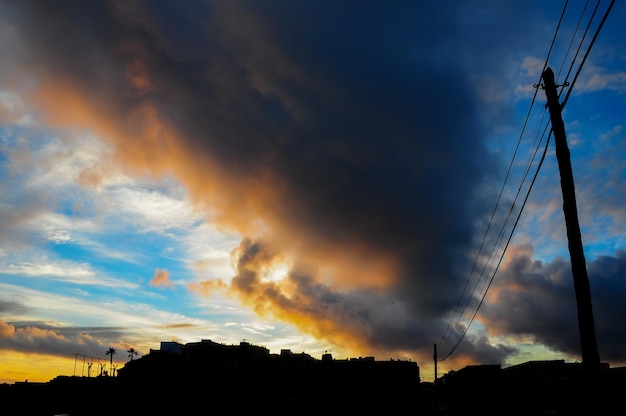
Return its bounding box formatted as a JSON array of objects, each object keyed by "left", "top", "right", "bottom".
[
  {"left": 0, "top": 0, "right": 559, "bottom": 367},
  {"left": 585, "top": 251, "right": 626, "bottom": 362},
  {"left": 141, "top": 0, "right": 504, "bottom": 311},
  {"left": 482, "top": 245, "right": 626, "bottom": 364}
]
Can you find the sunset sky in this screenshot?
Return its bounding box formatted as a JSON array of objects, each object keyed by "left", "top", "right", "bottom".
[{"left": 1, "top": 0, "right": 625, "bottom": 384}]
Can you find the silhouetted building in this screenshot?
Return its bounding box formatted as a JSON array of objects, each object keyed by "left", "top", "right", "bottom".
[
  {"left": 158, "top": 340, "right": 184, "bottom": 354},
  {"left": 434, "top": 360, "right": 622, "bottom": 415},
  {"left": 116, "top": 339, "right": 420, "bottom": 412}
]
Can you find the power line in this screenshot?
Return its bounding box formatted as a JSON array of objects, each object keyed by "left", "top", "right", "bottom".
[
  {"left": 437, "top": 0, "right": 570, "bottom": 361},
  {"left": 441, "top": 126, "right": 553, "bottom": 361},
  {"left": 558, "top": 0, "right": 598, "bottom": 98},
  {"left": 562, "top": 0, "right": 616, "bottom": 109},
  {"left": 439, "top": 124, "right": 552, "bottom": 361}
]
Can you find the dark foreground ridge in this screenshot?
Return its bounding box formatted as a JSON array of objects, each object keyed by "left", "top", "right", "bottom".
[{"left": 3, "top": 339, "right": 625, "bottom": 415}]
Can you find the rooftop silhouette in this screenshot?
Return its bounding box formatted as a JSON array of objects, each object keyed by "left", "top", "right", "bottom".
[{"left": 2, "top": 339, "right": 625, "bottom": 415}]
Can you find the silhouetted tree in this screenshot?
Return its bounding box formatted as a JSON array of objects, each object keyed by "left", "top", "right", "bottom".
[
  {"left": 127, "top": 348, "right": 138, "bottom": 361},
  {"left": 106, "top": 347, "right": 117, "bottom": 376}
]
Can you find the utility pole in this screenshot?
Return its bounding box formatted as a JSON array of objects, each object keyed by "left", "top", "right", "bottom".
[
  {"left": 433, "top": 343, "right": 438, "bottom": 382},
  {"left": 542, "top": 67, "right": 601, "bottom": 379}
]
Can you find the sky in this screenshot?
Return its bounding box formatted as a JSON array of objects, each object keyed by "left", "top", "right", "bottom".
[{"left": 0, "top": 0, "right": 625, "bottom": 384}]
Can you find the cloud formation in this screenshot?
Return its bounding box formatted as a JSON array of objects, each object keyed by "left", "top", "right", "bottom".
[
  {"left": 0, "top": 319, "right": 121, "bottom": 360},
  {"left": 481, "top": 243, "right": 626, "bottom": 365},
  {"left": 1, "top": 0, "right": 625, "bottom": 377},
  {"left": 150, "top": 268, "right": 174, "bottom": 288}
]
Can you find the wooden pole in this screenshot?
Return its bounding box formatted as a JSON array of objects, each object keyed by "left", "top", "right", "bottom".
[
  {"left": 433, "top": 343, "right": 438, "bottom": 382},
  {"left": 542, "top": 67, "right": 601, "bottom": 378}
]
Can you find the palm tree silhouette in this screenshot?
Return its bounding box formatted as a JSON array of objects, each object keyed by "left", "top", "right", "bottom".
[
  {"left": 127, "top": 348, "right": 138, "bottom": 361},
  {"left": 106, "top": 348, "right": 117, "bottom": 376}
]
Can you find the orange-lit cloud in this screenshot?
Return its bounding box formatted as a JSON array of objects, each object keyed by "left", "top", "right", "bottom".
[
  {"left": 225, "top": 238, "right": 378, "bottom": 351},
  {"left": 149, "top": 268, "right": 174, "bottom": 288},
  {"left": 0, "top": 319, "right": 66, "bottom": 347},
  {"left": 188, "top": 279, "right": 228, "bottom": 297}
]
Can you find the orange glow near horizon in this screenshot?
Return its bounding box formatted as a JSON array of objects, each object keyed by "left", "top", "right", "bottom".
[{"left": 0, "top": 351, "right": 127, "bottom": 384}]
